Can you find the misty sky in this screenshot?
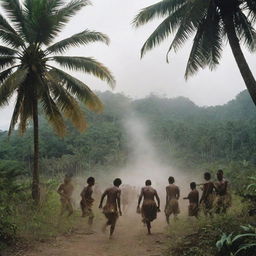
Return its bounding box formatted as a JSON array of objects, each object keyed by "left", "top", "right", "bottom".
[{"left": 0, "top": 0, "right": 255, "bottom": 130}]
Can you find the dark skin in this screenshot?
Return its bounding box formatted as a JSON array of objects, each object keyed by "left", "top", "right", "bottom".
[
  {"left": 57, "top": 177, "right": 74, "bottom": 217},
  {"left": 99, "top": 185, "right": 122, "bottom": 238},
  {"left": 137, "top": 186, "right": 160, "bottom": 235},
  {"left": 165, "top": 183, "right": 180, "bottom": 224},
  {"left": 80, "top": 180, "right": 95, "bottom": 225}
]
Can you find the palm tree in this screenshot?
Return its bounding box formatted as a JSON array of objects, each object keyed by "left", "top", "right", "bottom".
[
  {"left": 133, "top": 0, "right": 256, "bottom": 105},
  {"left": 0, "top": 0, "right": 115, "bottom": 203}
]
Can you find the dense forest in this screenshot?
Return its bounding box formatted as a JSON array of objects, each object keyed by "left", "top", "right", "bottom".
[{"left": 1, "top": 89, "right": 256, "bottom": 176}]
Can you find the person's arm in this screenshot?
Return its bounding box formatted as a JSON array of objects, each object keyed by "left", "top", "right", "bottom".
[
  {"left": 137, "top": 188, "right": 143, "bottom": 208},
  {"left": 80, "top": 188, "right": 85, "bottom": 198},
  {"left": 177, "top": 187, "right": 180, "bottom": 200},
  {"left": 200, "top": 184, "right": 206, "bottom": 204},
  {"left": 99, "top": 190, "right": 107, "bottom": 208},
  {"left": 57, "top": 184, "right": 64, "bottom": 196},
  {"left": 117, "top": 190, "right": 122, "bottom": 216},
  {"left": 155, "top": 190, "right": 160, "bottom": 211},
  {"left": 165, "top": 187, "right": 168, "bottom": 209}
]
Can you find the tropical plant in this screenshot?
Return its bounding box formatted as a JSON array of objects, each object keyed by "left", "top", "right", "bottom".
[
  {"left": 216, "top": 225, "right": 256, "bottom": 256},
  {"left": 0, "top": 0, "right": 115, "bottom": 203},
  {"left": 133, "top": 0, "right": 256, "bottom": 105}
]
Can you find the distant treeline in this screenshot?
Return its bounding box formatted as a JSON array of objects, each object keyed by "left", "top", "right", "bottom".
[{"left": 1, "top": 90, "right": 256, "bottom": 174}]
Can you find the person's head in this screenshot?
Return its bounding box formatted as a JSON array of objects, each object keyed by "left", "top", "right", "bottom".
[
  {"left": 145, "top": 180, "right": 152, "bottom": 186},
  {"left": 64, "top": 174, "right": 72, "bottom": 183},
  {"left": 217, "top": 169, "right": 224, "bottom": 181},
  {"left": 204, "top": 172, "right": 211, "bottom": 181},
  {"left": 87, "top": 177, "right": 95, "bottom": 186},
  {"left": 190, "top": 182, "right": 196, "bottom": 190},
  {"left": 168, "top": 176, "right": 175, "bottom": 184},
  {"left": 113, "top": 178, "right": 122, "bottom": 187}
]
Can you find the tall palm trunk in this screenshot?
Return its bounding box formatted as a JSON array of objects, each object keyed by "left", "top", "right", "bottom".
[
  {"left": 223, "top": 15, "right": 256, "bottom": 106},
  {"left": 32, "top": 97, "right": 40, "bottom": 203}
]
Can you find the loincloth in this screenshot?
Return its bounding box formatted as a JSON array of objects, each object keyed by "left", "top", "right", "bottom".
[
  {"left": 188, "top": 203, "right": 199, "bottom": 217},
  {"left": 80, "top": 199, "right": 94, "bottom": 217},
  {"left": 215, "top": 193, "right": 232, "bottom": 209},
  {"left": 202, "top": 194, "right": 215, "bottom": 210},
  {"left": 141, "top": 200, "right": 157, "bottom": 222},
  {"left": 165, "top": 199, "right": 180, "bottom": 216},
  {"left": 103, "top": 205, "right": 119, "bottom": 224}
]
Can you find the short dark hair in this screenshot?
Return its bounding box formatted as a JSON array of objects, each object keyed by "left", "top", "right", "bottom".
[
  {"left": 204, "top": 172, "right": 211, "bottom": 180},
  {"left": 190, "top": 182, "right": 196, "bottom": 189},
  {"left": 217, "top": 169, "right": 223, "bottom": 175},
  {"left": 113, "top": 178, "right": 122, "bottom": 186},
  {"left": 87, "top": 177, "right": 95, "bottom": 184},
  {"left": 168, "top": 176, "right": 175, "bottom": 184},
  {"left": 145, "top": 180, "right": 151, "bottom": 186}
]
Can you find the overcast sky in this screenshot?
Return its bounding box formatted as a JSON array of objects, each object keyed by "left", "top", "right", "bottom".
[{"left": 0, "top": 0, "right": 255, "bottom": 130}]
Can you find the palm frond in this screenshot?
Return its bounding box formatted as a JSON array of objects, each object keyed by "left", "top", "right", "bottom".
[
  {"left": 0, "top": 66, "right": 15, "bottom": 83},
  {"left": 166, "top": 0, "right": 210, "bottom": 58},
  {"left": 235, "top": 9, "right": 256, "bottom": 52},
  {"left": 0, "top": 45, "right": 19, "bottom": 55},
  {"left": 42, "top": 0, "right": 91, "bottom": 45},
  {"left": 47, "top": 66, "right": 103, "bottom": 112},
  {"left": 246, "top": 0, "right": 256, "bottom": 24},
  {"left": 0, "top": 67, "right": 28, "bottom": 107},
  {"left": 44, "top": 75, "right": 87, "bottom": 132},
  {"left": 0, "top": 55, "right": 16, "bottom": 69},
  {"left": 0, "top": 0, "right": 25, "bottom": 35},
  {"left": 133, "top": 0, "right": 187, "bottom": 27},
  {"left": 18, "top": 92, "right": 33, "bottom": 134},
  {"left": 40, "top": 88, "right": 67, "bottom": 136},
  {"left": 0, "top": 13, "right": 24, "bottom": 48},
  {"left": 140, "top": 4, "right": 187, "bottom": 57},
  {"left": 185, "top": 19, "right": 208, "bottom": 79},
  {"left": 52, "top": 56, "right": 115, "bottom": 88},
  {"left": 46, "top": 30, "right": 109, "bottom": 55},
  {"left": 8, "top": 88, "right": 24, "bottom": 135}
]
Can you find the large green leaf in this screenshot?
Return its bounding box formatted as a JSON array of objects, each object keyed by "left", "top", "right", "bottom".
[
  {"left": 53, "top": 56, "right": 115, "bottom": 87},
  {"left": 46, "top": 30, "right": 109, "bottom": 54},
  {"left": 0, "top": 67, "right": 28, "bottom": 107}
]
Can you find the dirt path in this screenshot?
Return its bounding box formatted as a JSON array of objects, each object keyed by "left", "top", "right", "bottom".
[{"left": 22, "top": 213, "right": 169, "bottom": 256}]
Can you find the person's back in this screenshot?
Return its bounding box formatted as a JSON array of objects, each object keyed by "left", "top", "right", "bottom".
[
  {"left": 137, "top": 180, "right": 160, "bottom": 235},
  {"left": 166, "top": 184, "right": 179, "bottom": 200},
  {"left": 188, "top": 189, "right": 199, "bottom": 205},
  {"left": 142, "top": 186, "right": 156, "bottom": 203},
  {"left": 105, "top": 186, "right": 121, "bottom": 211}
]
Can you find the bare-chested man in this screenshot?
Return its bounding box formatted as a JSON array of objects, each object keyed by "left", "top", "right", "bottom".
[
  {"left": 200, "top": 172, "right": 215, "bottom": 216},
  {"left": 215, "top": 170, "right": 231, "bottom": 214},
  {"left": 137, "top": 180, "right": 160, "bottom": 235},
  {"left": 99, "top": 178, "right": 122, "bottom": 239},
  {"left": 184, "top": 182, "right": 199, "bottom": 218},
  {"left": 165, "top": 176, "right": 180, "bottom": 224},
  {"left": 57, "top": 175, "right": 74, "bottom": 217},
  {"left": 80, "top": 177, "right": 95, "bottom": 226}
]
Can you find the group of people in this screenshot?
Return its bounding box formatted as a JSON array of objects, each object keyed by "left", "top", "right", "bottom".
[{"left": 57, "top": 169, "right": 231, "bottom": 238}]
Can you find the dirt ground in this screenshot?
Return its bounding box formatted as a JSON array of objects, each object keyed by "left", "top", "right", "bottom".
[{"left": 17, "top": 210, "right": 169, "bottom": 256}]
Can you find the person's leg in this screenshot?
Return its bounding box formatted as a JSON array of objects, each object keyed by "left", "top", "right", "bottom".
[
  {"left": 165, "top": 214, "right": 170, "bottom": 224},
  {"left": 67, "top": 201, "right": 74, "bottom": 217},
  {"left": 88, "top": 209, "right": 94, "bottom": 226},
  {"left": 146, "top": 221, "right": 151, "bottom": 235}
]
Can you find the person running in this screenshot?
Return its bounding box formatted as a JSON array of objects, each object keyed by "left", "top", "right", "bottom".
[
  {"left": 165, "top": 176, "right": 180, "bottom": 224},
  {"left": 199, "top": 172, "right": 215, "bottom": 216},
  {"left": 80, "top": 177, "right": 95, "bottom": 226},
  {"left": 184, "top": 182, "right": 199, "bottom": 218},
  {"left": 99, "top": 178, "right": 122, "bottom": 239},
  {"left": 137, "top": 180, "right": 160, "bottom": 235},
  {"left": 214, "top": 170, "right": 231, "bottom": 214},
  {"left": 57, "top": 175, "right": 74, "bottom": 217}
]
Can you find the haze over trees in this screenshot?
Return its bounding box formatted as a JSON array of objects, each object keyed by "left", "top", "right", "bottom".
[
  {"left": 134, "top": 0, "right": 256, "bottom": 105},
  {"left": 0, "top": 0, "right": 115, "bottom": 202}
]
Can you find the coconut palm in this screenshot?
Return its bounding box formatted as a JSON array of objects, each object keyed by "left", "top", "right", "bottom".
[
  {"left": 0, "top": 0, "right": 115, "bottom": 203},
  {"left": 134, "top": 0, "right": 256, "bottom": 105}
]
